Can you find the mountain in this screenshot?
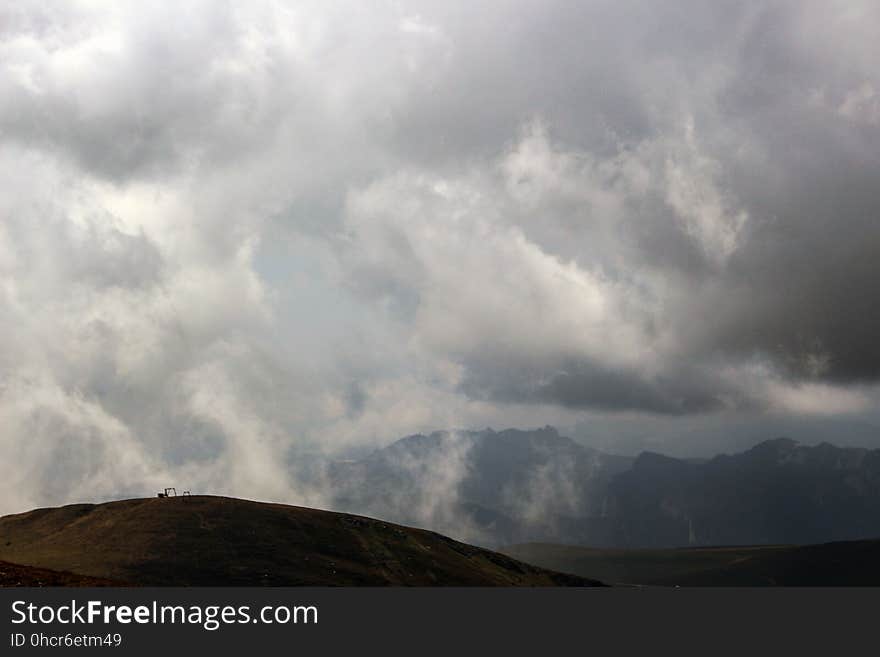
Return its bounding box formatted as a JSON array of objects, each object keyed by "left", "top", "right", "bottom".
[
  {"left": 501, "top": 539, "right": 880, "bottom": 586},
  {"left": 0, "top": 496, "right": 599, "bottom": 586},
  {"left": 608, "top": 438, "right": 880, "bottom": 547},
  {"left": 321, "top": 429, "right": 880, "bottom": 549},
  {"left": 323, "top": 427, "right": 633, "bottom": 546}
]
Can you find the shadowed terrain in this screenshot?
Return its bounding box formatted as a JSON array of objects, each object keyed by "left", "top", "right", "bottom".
[
  {"left": 501, "top": 539, "right": 880, "bottom": 586},
  {"left": 0, "top": 561, "right": 126, "bottom": 587},
  {"left": 0, "top": 496, "right": 600, "bottom": 586}
]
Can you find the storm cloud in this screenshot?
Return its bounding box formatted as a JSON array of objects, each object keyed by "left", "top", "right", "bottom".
[{"left": 1, "top": 0, "right": 879, "bottom": 513}]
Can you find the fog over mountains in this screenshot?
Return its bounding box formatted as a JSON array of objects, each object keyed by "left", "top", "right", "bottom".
[
  {"left": 314, "top": 427, "right": 880, "bottom": 548},
  {"left": 2, "top": 2, "right": 880, "bottom": 519}
]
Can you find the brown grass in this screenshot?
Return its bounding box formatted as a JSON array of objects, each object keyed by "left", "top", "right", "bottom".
[{"left": 0, "top": 496, "right": 602, "bottom": 586}]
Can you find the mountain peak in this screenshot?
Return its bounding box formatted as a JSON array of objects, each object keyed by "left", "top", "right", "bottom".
[
  {"left": 631, "top": 451, "right": 688, "bottom": 470},
  {"left": 742, "top": 437, "right": 800, "bottom": 462}
]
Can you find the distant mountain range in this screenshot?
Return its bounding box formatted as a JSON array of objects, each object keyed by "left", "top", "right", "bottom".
[{"left": 319, "top": 428, "right": 880, "bottom": 549}]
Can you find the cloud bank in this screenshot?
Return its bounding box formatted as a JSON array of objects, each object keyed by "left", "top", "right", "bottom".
[{"left": 1, "top": 0, "right": 879, "bottom": 512}]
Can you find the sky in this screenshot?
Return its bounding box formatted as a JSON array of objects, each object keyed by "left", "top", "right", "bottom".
[{"left": 1, "top": 0, "right": 879, "bottom": 513}]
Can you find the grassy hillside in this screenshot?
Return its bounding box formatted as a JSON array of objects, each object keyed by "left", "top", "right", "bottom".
[
  {"left": 501, "top": 540, "right": 880, "bottom": 586},
  {"left": 0, "top": 561, "right": 125, "bottom": 587},
  {"left": 0, "top": 496, "right": 600, "bottom": 586}
]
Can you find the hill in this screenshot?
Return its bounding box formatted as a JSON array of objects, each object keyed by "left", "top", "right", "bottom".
[
  {"left": 0, "top": 561, "right": 126, "bottom": 587},
  {"left": 501, "top": 539, "right": 880, "bottom": 586},
  {"left": 0, "top": 496, "right": 600, "bottom": 586}
]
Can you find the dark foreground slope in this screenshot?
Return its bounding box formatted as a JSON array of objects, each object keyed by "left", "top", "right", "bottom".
[
  {"left": 0, "top": 561, "right": 125, "bottom": 587},
  {"left": 0, "top": 496, "right": 599, "bottom": 586},
  {"left": 502, "top": 539, "right": 880, "bottom": 586}
]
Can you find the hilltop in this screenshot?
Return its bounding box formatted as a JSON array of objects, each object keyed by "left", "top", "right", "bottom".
[{"left": 0, "top": 496, "right": 599, "bottom": 586}]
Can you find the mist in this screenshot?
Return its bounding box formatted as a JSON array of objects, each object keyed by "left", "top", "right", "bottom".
[{"left": 1, "top": 1, "right": 879, "bottom": 515}]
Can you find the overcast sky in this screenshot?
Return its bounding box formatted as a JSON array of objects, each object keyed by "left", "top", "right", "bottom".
[{"left": 1, "top": 1, "right": 879, "bottom": 512}]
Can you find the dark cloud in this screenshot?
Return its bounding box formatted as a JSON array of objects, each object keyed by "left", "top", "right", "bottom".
[
  {"left": 459, "top": 358, "right": 733, "bottom": 415},
  {"left": 1, "top": 0, "right": 880, "bottom": 512}
]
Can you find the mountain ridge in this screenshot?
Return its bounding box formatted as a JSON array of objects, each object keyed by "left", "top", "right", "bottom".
[{"left": 320, "top": 428, "right": 880, "bottom": 549}]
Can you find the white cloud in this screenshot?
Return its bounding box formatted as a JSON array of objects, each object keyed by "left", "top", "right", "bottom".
[
  {"left": 1, "top": 0, "right": 879, "bottom": 513},
  {"left": 767, "top": 381, "right": 872, "bottom": 416},
  {"left": 838, "top": 82, "right": 880, "bottom": 126},
  {"left": 663, "top": 118, "right": 749, "bottom": 265},
  {"left": 343, "top": 163, "right": 657, "bottom": 375}
]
